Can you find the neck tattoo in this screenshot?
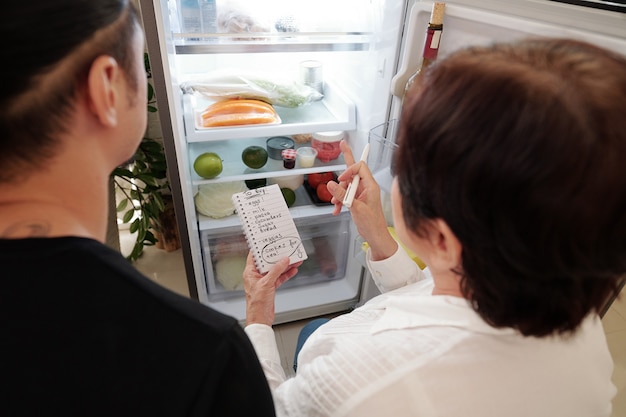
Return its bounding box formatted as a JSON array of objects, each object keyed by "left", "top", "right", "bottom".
[{"left": 1, "top": 220, "right": 51, "bottom": 238}]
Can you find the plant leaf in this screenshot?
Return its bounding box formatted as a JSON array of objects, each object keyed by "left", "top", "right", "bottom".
[
  {"left": 141, "top": 140, "right": 163, "bottom": 153},
  {"left": 153, "top": 193, "right": 165, "bottom": 212},
  {"left": 137, "top": 174, "right": 158, "bottom": 187},
  {"left": 129, "top": 218, "right": 140, "bottom": 234},
  {"left": 122, "top": 209, "right": 135, "bottom": 223},
  {"left": 112, "top": 167, "right": 134, "bottom": 178},
  {"left": 144, "top": 230, "right": 157, "bottom": 244},
  {"left": 142, "top": 213, "right": 151, "bottom": 231},
  {"left": 128, "top": 242, "right": 143, "bottom": 261},
  {"left": 116, "top": 199, "right": 129, "bottom": 212}
]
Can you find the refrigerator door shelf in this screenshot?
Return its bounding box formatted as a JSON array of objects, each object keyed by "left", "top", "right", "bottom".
[
  {"left": 368, "top": 119, "right": 400, "bottom": 194},
  {"left": 183, "top": 81, "right": 355, "bottom": 142},
  {"left": 201, "top": 212, "right": 351, "bottom": 301},
  {"left": 391, "top": 1, "right": 626, "bottom": 98},
  {"left": 188, "top": 138, "right": 346, "bottom": 186}
]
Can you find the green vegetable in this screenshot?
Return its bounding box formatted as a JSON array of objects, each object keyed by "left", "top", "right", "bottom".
[
  {"left": 215, "top": 255, "right": 247, "bottom": 290},
  {"left": 249, "top": 79, "right": 316, "bottom": 108},
  {"left": 194, "top": 181, "right": 248, "bottom": 218},
  {"left": 181, "top": 71, "right": 323, "bottom": 108}
]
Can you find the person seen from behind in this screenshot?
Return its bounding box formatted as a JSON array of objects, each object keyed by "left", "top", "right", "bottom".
[
  {"left": 0, "top": 1, "right": 291, "bottom": 415},
  {"left": 242, "top": 38, "right": 626, "bottom": 416}
]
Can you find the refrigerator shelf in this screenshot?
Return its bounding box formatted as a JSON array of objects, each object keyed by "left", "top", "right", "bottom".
[
  {"left": 173, "top": 32, "right": 372, "bottom": 54},
  {"left": 196, "top": 183, "right": 343, "bottom": 231},
  {"left": 191, "top": 164, "right": 347, "bottom": 185},
  {"left": 189, "top": 136, "right": 346, "bottom": 185},
  {"left": 183, "top": 82, "right": 356, "bottom": 142}
]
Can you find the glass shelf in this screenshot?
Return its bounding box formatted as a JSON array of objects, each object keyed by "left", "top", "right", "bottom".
[
  {"left": 196, "top": 184, "right": 343, "bottom": 231},
  {"left": 183, "top": 82, "right": 355, "bottom": 142},
  {"left": 173, "top": 32, "right": 372, "bottom": 54}
]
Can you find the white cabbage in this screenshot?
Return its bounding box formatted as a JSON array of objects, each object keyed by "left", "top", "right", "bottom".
[
  {"left": 215, "top": 255, "right": 247, "bottom": 291},
  {"left": 195, "top": 181, "right": 247, "bottom": 218}
]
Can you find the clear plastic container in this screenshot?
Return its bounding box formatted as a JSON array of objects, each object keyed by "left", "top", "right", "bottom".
[
  {"left": 312, "top": 130, "right": 344, "bottom": 163},
  {"left": 368, "top": 120, "right": 399, "bottom": 225},
  {"left": 368, "top": 120, "right": 399, "bottom": 194},
  {"left": 201, "top": 212, "right": 351, "bottom": 299},
  {"left": 296, "top": 147, "right": 318, "bottom": 168}
]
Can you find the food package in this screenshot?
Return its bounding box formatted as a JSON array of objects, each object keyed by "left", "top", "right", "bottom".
[
  {"left": 181, "top": 69, "right": 323, "bottom": 108},
  {"left": 217, "top": 1, "right": 273, "bottom": 40},
  {"left": 292, "top": 133, "right": 312, "bottom": 144},
  {"left": 199, "top": 99, "right": 280, "bottom": 128}
]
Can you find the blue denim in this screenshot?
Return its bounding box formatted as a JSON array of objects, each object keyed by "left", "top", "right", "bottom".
[{"left": 293, "top": 318, "right": 330, "bottom": 373}]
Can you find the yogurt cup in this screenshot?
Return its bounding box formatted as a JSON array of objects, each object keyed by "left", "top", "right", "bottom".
[{"left": 296, "top": 147, "right": 318, "bottom": 168}]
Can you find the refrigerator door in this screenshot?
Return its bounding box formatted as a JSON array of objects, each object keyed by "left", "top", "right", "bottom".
[
  {"left": 358, "top": 0, "right": 626, "bottom": 304},
  {"left": 390, "top": 0, "right": 626, "bottom": 119}
]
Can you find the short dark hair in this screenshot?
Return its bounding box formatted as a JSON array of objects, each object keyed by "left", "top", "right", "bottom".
[
  {"left": 0, "top": 0, "right": 141, "bottom": 183},
  {"left": 396, "top": 38, "right": 626, "bottom": 337}
]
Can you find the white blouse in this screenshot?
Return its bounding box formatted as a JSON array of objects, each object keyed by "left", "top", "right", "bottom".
[{"left": 245, "top": 247, "right": 616, "bottom": 417}]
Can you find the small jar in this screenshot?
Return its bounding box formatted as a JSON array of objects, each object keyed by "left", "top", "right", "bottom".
[
  {"left": 282, "top": 149, "right": 296, "bottom": 169},
  {"left": 311, "top": 131, "right": 343, "bottom": 163}
]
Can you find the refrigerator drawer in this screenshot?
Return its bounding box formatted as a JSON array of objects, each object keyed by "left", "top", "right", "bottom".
[{"left": 201, "top": 212, "right": 351, "bottom": 301}]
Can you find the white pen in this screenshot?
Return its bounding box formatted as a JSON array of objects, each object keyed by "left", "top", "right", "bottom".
[{"left": 343, "top": 143, "right": 370, "bottom": 208}]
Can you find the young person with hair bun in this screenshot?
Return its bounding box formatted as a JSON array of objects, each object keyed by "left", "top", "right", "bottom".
[{"left": 0, "top": 2, "right": 285, "bottom": 415}]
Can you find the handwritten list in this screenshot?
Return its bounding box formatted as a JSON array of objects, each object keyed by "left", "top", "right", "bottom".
[{"left": 232, "top": 184, "right": 307, "bottom": 273}]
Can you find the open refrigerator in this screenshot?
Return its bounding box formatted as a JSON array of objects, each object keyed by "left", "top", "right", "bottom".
[{"left": 138, "top": 0, "right": 626, "bottom": 323}]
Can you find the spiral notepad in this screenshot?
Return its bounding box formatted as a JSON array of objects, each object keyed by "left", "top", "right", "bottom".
[{"left": 232, "top": 184, "right": 307, "bottom": 273}]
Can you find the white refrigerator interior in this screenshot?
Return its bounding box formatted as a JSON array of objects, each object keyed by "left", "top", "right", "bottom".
[{"left": 139, "top": 0, "right": 626, "bottom": 322}]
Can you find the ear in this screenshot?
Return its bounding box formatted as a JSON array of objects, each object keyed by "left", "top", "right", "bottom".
[
  {"left": 427, "top": 218, "right": 463, "bottom": 271},
  {"left": 86, "top": 55, "right": 121, "bottom": 128}
]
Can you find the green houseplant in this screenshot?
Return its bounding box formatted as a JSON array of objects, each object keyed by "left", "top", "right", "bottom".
[{"left": 112, "top": 52, "right": 172, "bottom": 261}]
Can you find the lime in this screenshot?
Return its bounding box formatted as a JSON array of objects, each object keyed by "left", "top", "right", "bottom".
[
  {"left": 245, "top": 178, "right": 267, "bottom": 189},
  {"left": 194, "top": 152, "right": 223, "bottom": 179},
  {"left": 280, "top": 187, "right": 296, "bottom": 207},
  {"left": 242, "top": 146, "right": 269, "bottom": 169}
]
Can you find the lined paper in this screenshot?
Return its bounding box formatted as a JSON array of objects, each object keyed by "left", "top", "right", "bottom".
[{"left": 232, "top": 184, "right": 307, "bottom": 273}]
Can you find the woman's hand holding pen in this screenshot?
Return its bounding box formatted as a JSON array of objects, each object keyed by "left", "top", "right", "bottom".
[{"left": 327, "top": 140, "right": 398, "bottom": 261}]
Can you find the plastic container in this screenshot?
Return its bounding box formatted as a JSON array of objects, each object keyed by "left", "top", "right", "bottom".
[
  {"left": 296, "top": 147, "right": 318, "bottom": 168},
  {"left": 200, "top": 212, "right": 351, "bottom": 299},
  {"left": 368, "top": 120, "right": 399, "bottom": 194},
  {"left": 312, "top": 131, "right": 343, "bottom": 163},
  {"left": 300, "top": 60, "right": 323, "bottom": 94},
  {"left": 270, "top": 174, "right": 304, "bottom": 190}
]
